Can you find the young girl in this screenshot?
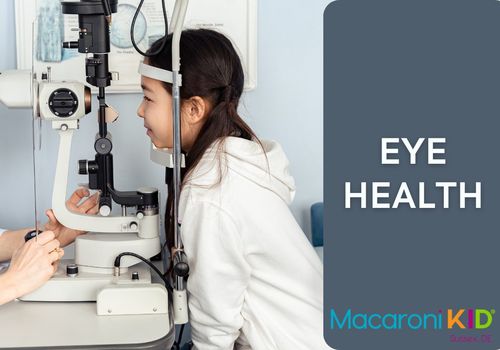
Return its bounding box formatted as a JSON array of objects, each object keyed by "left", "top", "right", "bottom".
[{"left": 137, "top": 29, "right": 329, "bottom": 350}]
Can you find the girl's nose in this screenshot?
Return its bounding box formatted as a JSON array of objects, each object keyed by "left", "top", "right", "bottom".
[{"left": 137, "top": 102, "right": 144, "bottom": 119}]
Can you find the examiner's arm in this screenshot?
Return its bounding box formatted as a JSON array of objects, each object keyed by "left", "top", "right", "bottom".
[
  {"left": 0, "top": 188, "right": 98, "bottom": 262},
  {"left": 0, "top": 231, "right": 63, "bottom": 305},
  {"left": 0, "top": 228, "right": 31, "bottom": 262}
]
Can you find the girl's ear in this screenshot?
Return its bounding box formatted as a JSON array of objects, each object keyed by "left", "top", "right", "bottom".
[{"left": 183, "top": 96, "right": 209, "bottom": 125}]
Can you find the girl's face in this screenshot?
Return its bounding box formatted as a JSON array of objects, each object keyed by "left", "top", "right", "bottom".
[{"left": 137, "top": 76, "right": 209, "bottom": 151}]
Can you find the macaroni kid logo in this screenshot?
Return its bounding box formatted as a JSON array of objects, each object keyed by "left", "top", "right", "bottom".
[{"left": 330, "top": 308, "right": 495, "bottom": 331}]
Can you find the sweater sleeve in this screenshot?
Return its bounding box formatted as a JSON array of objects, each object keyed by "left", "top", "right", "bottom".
[{"left": 180, "top": 200, "right": 251, "bottom": 350}]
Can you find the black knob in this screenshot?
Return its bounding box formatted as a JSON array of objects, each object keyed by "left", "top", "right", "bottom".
[
  {"left": 63, "top": 41, "right": 79, "bottom": 49},
  {"left": 48, "top": 88, "right": 79, "bottom": 118},
  {"left": 66, "top": 264, "right": 78, "bottom": 277},
  {"left": 24, "top": 230, "right": 42, "bottom": 242},
  {"left": 174, "top": 262, "right": 190, "bottom": 277},
  {"left": 78, "top": 160, "right": 88, "bottom": 175},
  {"left": 131, "top": 271, "right": 139, "bottom": 280},
  {"left": 94, "top": 137, "right": 112, "bottom": 155}
]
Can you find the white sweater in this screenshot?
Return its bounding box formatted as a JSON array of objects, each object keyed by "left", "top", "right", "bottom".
[{"left": 179, "top": 137, "right": 330, "bottom": 350}]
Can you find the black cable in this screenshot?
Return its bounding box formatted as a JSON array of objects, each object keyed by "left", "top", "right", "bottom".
[
  {"left": 101, "top": 0, "right": 112, "bottom": 20},
  {"left": 131, "top": 0, "right": 169, "bottom": 57},
  {"left": 177, "top": 324, "right": 186, "bottom": 347},
  {"left": 163, "top": 245, "right": 174, "bottom": 278},
  {"left": 114, "top": 252, "right": 173, "bottom": 293},
  {"left": 171, "top": 324, "right": 185, "bottom": 350}
]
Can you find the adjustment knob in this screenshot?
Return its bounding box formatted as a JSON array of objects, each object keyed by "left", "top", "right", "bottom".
[
  {"left": 48, "top": 88, "right": 79, "bottom": 118},
  {"left": 94, "top": 137, "right": 112, "bottom": 155},
  {"left": 174, "top": 262, "right": 190, "bottom": 277},
  {"left": 99, "top": 205, "right": 111, "bottom": 217},
  {"left": 66, "top": 264, "right": 78, "bottom": 277},
  {"left": 78, "top": 160, "right": 88, "bottom": 175},
  {"left": 24, "top": 230, "right": 42, "bottom": 242}
]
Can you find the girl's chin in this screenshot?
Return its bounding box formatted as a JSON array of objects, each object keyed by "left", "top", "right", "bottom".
[
  {"left": 147, "top": 130, "right": 159, "bottom": 146},
  {"left": 151, "top": 139, "right": 169, "bottom": 149},
  {"left": 147, "top": 130, "right": 161, "bottom": 146}
]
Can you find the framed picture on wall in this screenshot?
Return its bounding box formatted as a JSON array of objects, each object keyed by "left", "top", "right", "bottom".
[{"left": 15, "top": 0, "right": 258, "bottom": 93}]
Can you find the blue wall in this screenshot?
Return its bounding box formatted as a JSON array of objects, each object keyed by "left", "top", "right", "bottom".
[{"left": 0, "top": 0, "right": 328, "bottom": 240}]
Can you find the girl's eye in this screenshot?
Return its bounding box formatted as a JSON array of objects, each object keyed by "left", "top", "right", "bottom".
[{"left": 143, "top": 96, "right": 152, "bottom": 102}]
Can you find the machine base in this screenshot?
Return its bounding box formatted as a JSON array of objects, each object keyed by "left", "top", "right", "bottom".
[{"left": 20, "top": 259, "right": 152, "bottom": 302}]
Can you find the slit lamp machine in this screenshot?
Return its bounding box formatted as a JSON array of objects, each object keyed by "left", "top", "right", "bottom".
[{"left": 0, "top": 0, "right": 190, "bottom": 325}]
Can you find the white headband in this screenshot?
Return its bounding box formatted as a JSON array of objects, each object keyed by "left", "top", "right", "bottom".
[{"left": 138, "top": 61, "right": 182, "bottom": 86}]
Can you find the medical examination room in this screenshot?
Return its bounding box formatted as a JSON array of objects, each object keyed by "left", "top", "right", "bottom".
[{"left": 0, "top": 0, "right": 327, "bottom": 349}]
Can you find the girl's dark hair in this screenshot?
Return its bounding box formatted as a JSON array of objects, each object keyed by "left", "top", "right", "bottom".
[{"left": 147, "top": 29, "right": 262, "bottom": 265}]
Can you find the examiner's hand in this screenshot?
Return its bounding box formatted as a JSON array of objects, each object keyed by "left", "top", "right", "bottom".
[
  {"left": 2, "top": 231, "right": 63, "bottom": 300},
  {"left": 44, "top": 188, "right": 99, "bottom": 247}
]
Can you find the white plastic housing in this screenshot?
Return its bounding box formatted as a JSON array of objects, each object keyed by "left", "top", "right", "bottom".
[
  {"left": 150, "top": 143, "right": 186, "bottom": 168},
  {"left": 0, "top": 70, "right": 32, "bottom": 108},
  {"left": 38, "top": 81, "right": 88, "bottom": 121},
  {"left": 19, "top": 260, "right": 152, "bottom": 302},
  {"left": 173, "top": 289, "right": 189, "bottom": 324},
  {"left": 97, "top": 284, "right": 169, "bottom": 316},
  {"left": 75, "top": 233, "right": 160, "bottom": 268}
]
